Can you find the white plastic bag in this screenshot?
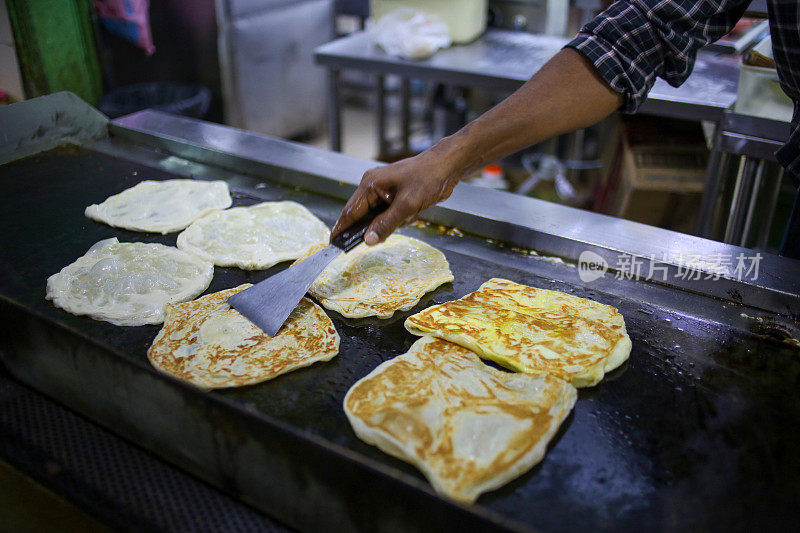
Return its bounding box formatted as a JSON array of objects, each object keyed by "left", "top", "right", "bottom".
[{"left": 370, "top": 7, "right": 452, "bottom": 60}]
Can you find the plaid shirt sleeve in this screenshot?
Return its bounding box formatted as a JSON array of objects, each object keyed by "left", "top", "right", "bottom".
[
  {"left": 768, "top": 0, "right": 800, "bottom": 186},
  {"left": 566, "top": 0, "right": 751, "bottom": 112}
]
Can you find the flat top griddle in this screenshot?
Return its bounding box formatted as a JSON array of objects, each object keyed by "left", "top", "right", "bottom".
[{"left": 2, "top": 144, "right": 799, "bottom": 532}]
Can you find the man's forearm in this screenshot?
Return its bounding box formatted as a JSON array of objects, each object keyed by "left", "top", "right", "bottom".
[
  {"left": 331, "top": 48, "right": 625, "bottom": 244},
  {"left": 432, "top": 48, "right": 624, "bottom": 176}
]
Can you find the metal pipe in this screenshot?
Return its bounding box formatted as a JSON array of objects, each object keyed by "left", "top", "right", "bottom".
[
  {"left": 401, "top": 77, "right": 410, "bottom": 154},
  {"left": 756, "top": 166, "right": 784, "bottom": 250},
  {"left": 724, "top": 156, "right": 749, "bottom": 244},
  {"left": 697, "top": 124, "right": 725, "bottom": 238},
  {"left": 376, "top": 74, "right": 387, "bottom": 159},
  {"left": 740, "top": 159, "right": 766, "bottom": 247},
  {"left": 564, "top": 129, "right": 585, "bottom": 183},
  {"left": 328, "top": 69, "right": 342, "bottom": 152}
]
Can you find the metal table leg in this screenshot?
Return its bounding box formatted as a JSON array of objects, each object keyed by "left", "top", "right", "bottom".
[
  {"left": 376, "top": 74, "right": 387, "bottom": 159},
  {"left": 756, "top": 167, "right": 784, "bottom": 249},
  {"left": 401, "top": 77, "right": 410, "bottom": 155},
  {"left": 328, "top": 68, "right": 342, "bottom": 152},
  {"left": 779, "top": 190, "right": 800, "bottom": 259},
  {"left": 724, "top": 156, "right": 758, "bottom": 244},
  {"left": 740, "top": 159, "right": 766, "bottom": 247},
  {"left": 697, "top": 124, "right": 725, "bottom": 238},
  {"left": 564, "top": 128, "right": 585, "bottom": 183}
]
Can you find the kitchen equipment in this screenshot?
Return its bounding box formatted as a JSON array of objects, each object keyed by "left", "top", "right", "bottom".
[
  {"left": 1, "top": 93, "right": 799, "bottom": 532},
  {"left": 216, "top": 0, "right": 333, "bottom": 137}
]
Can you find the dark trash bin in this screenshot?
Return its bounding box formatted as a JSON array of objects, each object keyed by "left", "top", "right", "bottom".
[{"left": 99, "top": 82, "right": 211, "bottom": 119}]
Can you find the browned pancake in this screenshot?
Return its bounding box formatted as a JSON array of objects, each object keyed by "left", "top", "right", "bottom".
[
  {"left": 405, "top": 278, "right": 631, "bottom": 387},
  {"left": 148, "top": 284, "right": 339, "bottom": 389},
  {"left": 344, "top": 336, "right": 577, "bottom": 502},
  {"left": 294, "top": 235, "right": 453, "bottom": 318}
]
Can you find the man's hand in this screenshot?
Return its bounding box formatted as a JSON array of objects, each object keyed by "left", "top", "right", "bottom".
[{"left": 331, "top": 147, "right": 463, "bottom": 245}]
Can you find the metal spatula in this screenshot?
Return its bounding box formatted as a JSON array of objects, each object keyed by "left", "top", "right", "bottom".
[{"left": 227, "top": 202, "right": 387, "bottom": 336}]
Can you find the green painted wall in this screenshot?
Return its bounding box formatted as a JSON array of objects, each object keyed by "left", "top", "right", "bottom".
[{"left": 7, "top": 0, "right": 102, "bottom": 103}]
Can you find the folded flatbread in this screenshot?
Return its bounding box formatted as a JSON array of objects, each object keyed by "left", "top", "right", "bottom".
[
  {"left": 344, "top": 336, "right": 577, "bottom": 502},
  {"left": 405, "top": 278, "right": 631, "bottom": 387}
]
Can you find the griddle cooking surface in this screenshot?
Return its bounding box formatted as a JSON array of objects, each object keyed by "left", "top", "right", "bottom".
[{"left": 1, "top": 146, "right": 799, "bottom": 531}]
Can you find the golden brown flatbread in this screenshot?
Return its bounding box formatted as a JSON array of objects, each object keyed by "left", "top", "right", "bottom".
[
  {"left": 148, "top": 284, "right": 339, "bottom": 389},
  {"left": 297, "top": 235, "right": 453, "bottom": 318},
  {"left": 344, "top": 336, "right": 577, "bottom": 502},
  {"left": 405, "top": 278, "right": 631, "bottom": 387}
]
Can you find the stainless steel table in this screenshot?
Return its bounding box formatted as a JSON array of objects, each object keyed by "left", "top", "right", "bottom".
[
  {"left": 314, "top": 29, "right": 741, "bottom": 153},
  {"left": 697, "top": 112, "right": 792, "bottom": 246}
]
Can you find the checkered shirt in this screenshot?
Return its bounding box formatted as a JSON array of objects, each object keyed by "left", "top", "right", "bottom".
[{"left": 567, "top": 0, "right": 800, "bottom": 186}]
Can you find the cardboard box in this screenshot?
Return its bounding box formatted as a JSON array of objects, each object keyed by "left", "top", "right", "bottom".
[{"left": 596, "top": 115, "right": 708, "bottom": 233}]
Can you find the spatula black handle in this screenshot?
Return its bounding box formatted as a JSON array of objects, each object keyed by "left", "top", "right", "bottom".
[{"left": 331, "top": 201, "right": 389, "bottom": 253}]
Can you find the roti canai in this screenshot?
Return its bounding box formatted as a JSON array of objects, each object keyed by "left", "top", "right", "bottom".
[
  {"left": 299, "top": 235, "right": 453, "bottom": 319},
  {"left": 46, "top": 238, "right": 214, "bottom": 326},
  {"left": 85, "top": 179, "right": 232, "bottom": 234},
  {"left": 344, "top": 336, "right": 577, "bottom": 503},
  {"left": 176, "top": 201, "right": 329, "bottom": 269},
  {"left": 405, "top": 278, "right": 632, "bottom": 387},
  {"left": 148, "top": 285, "right": 339, "bottom": 389}
]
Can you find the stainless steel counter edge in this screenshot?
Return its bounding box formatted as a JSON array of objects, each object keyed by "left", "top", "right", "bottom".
[
  {"left": 0, "top": 92, "right": 108, "bottom": 165},
  {"left": 109, "top": 110, "right": 800, "bottom": 316},
  {"left": 717, "top": 112, "right": 791, "bottom": 160}
]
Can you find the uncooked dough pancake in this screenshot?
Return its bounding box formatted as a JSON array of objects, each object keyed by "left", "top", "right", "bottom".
[
  {"left": 299, "top": 235, "right": 453, "bottom": 318},
  {"left": 344, "top": 336, "right": 577, "bottom": 503},
  {"left": 176, "top": 201, "right": 330, "bottom": 269},
  {"left": 46, "top": 238, "right": 214, "bottom": 326},
  {"left": 85, "top": 179, "right": 232, "bottom": 234},
  {"left": 405, "top": 278, "right": 632, "bottom": 387},
  {"left": 148, "top": 284, "right": 339, "bottom": 389}
]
